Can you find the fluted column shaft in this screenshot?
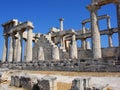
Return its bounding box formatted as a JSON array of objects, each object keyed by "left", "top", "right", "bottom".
[
  {"left": 70, "top": 34, "right": 78, "bottom": 59},
  {"left": 24, "top": 40, "right": 27, "bottom": 60},
  {"left": 107, "top": 18, "right": 113, "bottom": 47},
  {"left": 8, "top": 34, "right": 14, "bottom": 62},
  {"left": 17, "top": 31, "right": 22, "bottom": 62},
  {"left": 82, "top": 24, "right": 86, "bottom": 50},
  {"left": 2, "top": 35, "right": 8, "bottom": 62},
  {"left": 88, "top": 5, "right": 102, "bottom": 59},
  {"left": 14, "top": 38, "right": 18, "bottom": 61},
  {"left": 26, "top": 28, "right": 33, "bottom": 62}
]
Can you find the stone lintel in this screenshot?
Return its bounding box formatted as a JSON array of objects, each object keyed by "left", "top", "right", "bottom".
[
  {"left": 89, "top": 0, "right": 119, "bottom": 6},
  {"left": 59, "top": 29, "right": 76, "bottom": 36},
  {"left": 82, "top": 14, "right": 110, "bottom": 24},
  {"left": 87, "top": 4, "right": 100, "bottom": 11},
  {"left": 2, "top": 19, "right": 18, "bottom": 27},
  {"left": 8, "top": 21, "right": 34, "bottom": 34}
]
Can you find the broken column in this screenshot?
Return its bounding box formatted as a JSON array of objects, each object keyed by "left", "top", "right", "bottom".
[
  {"left": 2, "top": 35, "right": 8, "bottom": 62},
  {"left": 14, "top": 76, "right": 21, "bottom": 87},
  {"left": 71, "top": 78, "right": 84, "bottom": 90},
  {"left": 26, "top": 24, "right": 34, "bottom": 62},
  {"left": 37, "top": 76, "right": 57, "bottom": 90},
  {"left": 107, "top": 17, "right": 113, "bottom": 47},
  {"left": 38, "top": 46, "right": 44, "bottom": 60},
  {"left": 83, "top": 78, "right": 90, "bottom": 89},
  {"left": 87, "top": 4, "right": 102, "bottom": 59},
  {"left": 10, "top": 76, "right": 15, "bottom": 86},
  {"left": 52, "top": 46, "right": 60, "bottom": 60},
  {"left": 70, "top": 32, "right": 78, "bottom": 59},
  {"left": 71, "top": 78, "right": 90, "bottom": 90}
]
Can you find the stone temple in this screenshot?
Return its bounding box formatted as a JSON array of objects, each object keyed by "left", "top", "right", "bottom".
[{"left": 1, "top": 0, "right": 120, "bottom": 71}]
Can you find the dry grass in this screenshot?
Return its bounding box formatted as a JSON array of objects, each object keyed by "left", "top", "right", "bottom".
[
  {"left": 23, "top": 70, "right": 120, "bottom": 77},
  {"left": 57, "top": 82, "right": 71, "bottom": 90},
  {"left": 8, "top": 86, "right": 27, "bottom": 90}
]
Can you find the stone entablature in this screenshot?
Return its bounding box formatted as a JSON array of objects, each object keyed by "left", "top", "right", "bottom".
[{"left": 1, "top": 20, "right": 35, "bottom": 63}]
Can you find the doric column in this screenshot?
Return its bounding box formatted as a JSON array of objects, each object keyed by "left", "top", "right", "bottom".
[
  {"left": 16, "top": 31, "right": 23, "bottom": 62},
  {"left": 2, "top": 35, "right": 8, "bottom": 62},
  {"left": 107, "top": 18, "right": 113, "bottom": 47},
  {"left": 59, "top": 18, "right": 64, "bottom": 31},
  {"left": 24, "top": 40, "right": 27, "bottom": 60},
  {"left": 26, "top": 28, "right": 33, "bottom": 62},
  {"left": 116, "top": 1, "right": 120, "bottom": 47},
  {"left": 88, "top": 5, "right": 102, "bottom": 59},
  {"left": 52, "top": 46, "right": 60, "bottom": 60},
  {"left": 70, "top": 33, "right": 78, "bottom": 59},
  {"left": 14, "top": 38, "right": 18, "bottom": 62},
  {"left": 8, "top": 34, "right": 14, "bottom": 62},
  {"left": 82, "top": 24, "right": 86, "bottom": 50}
]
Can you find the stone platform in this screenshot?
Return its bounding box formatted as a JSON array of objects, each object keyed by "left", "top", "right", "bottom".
[{"left": 1, "top": 58, "right": 120, "bottom": 72}]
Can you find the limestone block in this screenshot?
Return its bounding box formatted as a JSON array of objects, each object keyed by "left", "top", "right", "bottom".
[
  {"left": 37, "top": 76, "right": 57, "bottom": 90},
  {"left": 38, "top": 46, "right": 44, "bottom": 60},
  {"left": 52, "top": 46, "right": 60, "bottom": 60},
  {"left": 20, "top": 76, "right": 33, "bottom": 89}
]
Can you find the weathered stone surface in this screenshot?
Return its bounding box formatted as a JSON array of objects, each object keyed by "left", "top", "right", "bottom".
[
  {"left": 38, "top": 46, "right": 44, "bottom": 60},
  {"left": 10, "top": 76, "right": 15, "bottom": 86},
  {"left": 37, "top": 76, "right": 57, "bottom": 90},
  {"left": 14, "top": 76, "right": 21, "bottom": 87},
  {"left": 71, "top": 78, "right": 90, "bottom": 90}
]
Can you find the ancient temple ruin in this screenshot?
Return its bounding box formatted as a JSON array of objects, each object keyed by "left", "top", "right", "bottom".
[{"left": 1, "top": 0, "right": 120, "bottom": 71}]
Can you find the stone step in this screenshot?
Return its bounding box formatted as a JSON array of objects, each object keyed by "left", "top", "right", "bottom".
[{"left": 43, "top": 35, "right": 58, "bottom": 48}]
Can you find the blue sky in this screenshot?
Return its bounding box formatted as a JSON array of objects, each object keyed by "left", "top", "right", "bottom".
[{"left": 0, "top": 0, "right": 118, "bottom": 60}]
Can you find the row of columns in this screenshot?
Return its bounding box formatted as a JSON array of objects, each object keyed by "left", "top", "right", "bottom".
[
  {"left": 2, "top": 27, "right": 33, "bottom": 63},
  {"left": 86, "top": 0, "right": 120, "bottom": 59},
  {"left": 81, "top": 15, "right": 113, "bottom": 50}
]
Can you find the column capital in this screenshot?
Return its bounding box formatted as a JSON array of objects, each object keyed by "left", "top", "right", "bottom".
[
  {"left": 59, "top": 18, "right": 64, "bottom": 21},
  {"left": 87, "top": 4, "right": 100, "bottom": 11},
  {"left": 114, "top": 0, "right": 120, "bottom": 4},
  {"left": 26, "top": 21, "right": 34, "bottom": 29},
  {"left": 82, "top": 22, "right": 86, "bottom": 26}
]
